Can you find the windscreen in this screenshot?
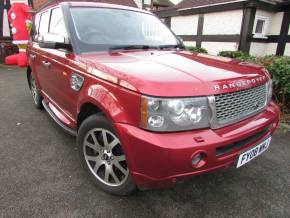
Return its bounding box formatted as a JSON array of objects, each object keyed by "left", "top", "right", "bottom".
[{"left": 70, "top": 7, "right": 179, "bottom": 52}]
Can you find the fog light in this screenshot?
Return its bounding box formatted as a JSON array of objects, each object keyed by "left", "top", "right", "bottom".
[
  {"left": 191, "top": 152, "right": 207, "bottom": 168},
  {"left": 192, "top": 153, "right": 202, "bottom": 165}
]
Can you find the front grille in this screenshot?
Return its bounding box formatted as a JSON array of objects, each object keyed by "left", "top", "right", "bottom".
[{"left": 215, "top": 84, "right": 267, "bottom": 127}]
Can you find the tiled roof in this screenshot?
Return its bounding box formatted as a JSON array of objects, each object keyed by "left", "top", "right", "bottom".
[
  {"left": 82, "top": 0, "right": 138, "bottom": 7},
  {"left": 153, "top": 0, "right": 175, "bottom": 7},
  {"left": 174, "top": 0, "right": 290, "bottom": 10},
  {"left": 176, "top": 0, "right": 240, "bottom": 10},
  {"left": 33, "top": 0, "right": 138, "bottom": 9}
]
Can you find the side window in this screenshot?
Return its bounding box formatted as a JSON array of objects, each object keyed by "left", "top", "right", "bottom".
[
  {"left": 253, "top": 16, "right": 268, "bottom": 38},
  {"left": 39, "top": 10, "right": 50, "bottom": 35},
  {"left": 31, "top": 13, "right": 40, "bottom": 41},
  {"left": 49, "top": 8, "right": 67, "bottom": 37},
  {"left": 34, "top": 13, "right": 41, "bottom": 35}
]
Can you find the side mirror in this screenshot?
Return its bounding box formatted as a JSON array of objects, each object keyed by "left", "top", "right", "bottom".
[{"left": 38, "top": 33, "right": 71, "bottom": 50}]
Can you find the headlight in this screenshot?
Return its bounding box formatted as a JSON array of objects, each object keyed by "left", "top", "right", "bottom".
[
  {"left": 267, "top": 79, "right": 273, "bottom": 104},
  {"left": 141, "top": 96, "right": 212, "bottom": 132}
]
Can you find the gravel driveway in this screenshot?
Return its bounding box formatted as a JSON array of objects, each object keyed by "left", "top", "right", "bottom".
[{"left": 0, "top": 65, "right": 289, "bottom": 218}]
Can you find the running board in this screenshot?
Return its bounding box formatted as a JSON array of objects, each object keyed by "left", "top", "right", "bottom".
[{"left": 42, "top": 100, "right": 77, "bottom": 137}]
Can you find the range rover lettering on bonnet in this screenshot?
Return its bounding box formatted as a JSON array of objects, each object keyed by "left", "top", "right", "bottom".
[{"left": 213, "top": 76, "right": 267, "bottom": 91}]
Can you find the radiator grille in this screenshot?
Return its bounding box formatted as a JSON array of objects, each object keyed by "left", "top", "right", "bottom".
[{"left": 215, "top": 84, "right": 267, "bottom": 126}]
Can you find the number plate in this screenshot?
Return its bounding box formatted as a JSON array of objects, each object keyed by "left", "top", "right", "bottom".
[{"left": 236, "top": 137, "right": 271, "bottom": 168}]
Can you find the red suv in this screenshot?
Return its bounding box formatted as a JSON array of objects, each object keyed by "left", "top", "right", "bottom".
[{"left": 27, "top": 2, "right": 279, "bottom": 195}]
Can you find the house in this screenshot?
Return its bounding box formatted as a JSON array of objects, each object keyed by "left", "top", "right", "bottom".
[{"left": 156, "top": 0, "right": 290, "bottom": 56}]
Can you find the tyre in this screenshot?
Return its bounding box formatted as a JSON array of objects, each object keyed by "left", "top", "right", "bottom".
[
  {"left": 77, "top": 114, "right": 137, "bottom": 196},
  {"left": 29, "top": 73, "right": 43, "bottom": 109}
]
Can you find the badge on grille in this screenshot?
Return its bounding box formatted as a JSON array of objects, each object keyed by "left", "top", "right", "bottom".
[{"left": 253, "top": 102, "right": 260, "bottom": 109}]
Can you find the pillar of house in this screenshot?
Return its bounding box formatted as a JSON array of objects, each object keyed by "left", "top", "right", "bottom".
[
  {"left": 276, "top": 10, "right": 290, "bottom": 55},
  {"left": 239, "top": 5, "right": 256, "bottom": 53}
]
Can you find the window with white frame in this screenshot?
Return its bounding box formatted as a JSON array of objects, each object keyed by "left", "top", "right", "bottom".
[{"left": 253, "top": 16, "right": 269, "bottom": 38}]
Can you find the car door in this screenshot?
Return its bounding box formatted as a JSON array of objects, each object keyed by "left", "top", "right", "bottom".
[
  {"left": 32, "top": 9, "right": 54, "bottom": 97},
  {"left": 43, "top": 7, "right": 79, "bottom": 121}
]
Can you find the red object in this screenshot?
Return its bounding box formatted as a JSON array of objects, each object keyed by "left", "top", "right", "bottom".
[
  {"left": 27, "top": 49, "right": 280, "bottom": 189},
  {"left": 4, "top": 2, "right": 30, "bottom": 67},
  {"left": 5, "top": 52, "right": 27, "bottom": 67},
  {"left": 27, "top": 2, "right": 280, "bottom": 190},
  {"left": 8, "top": 2, "right": 30, "bottom": 43}
]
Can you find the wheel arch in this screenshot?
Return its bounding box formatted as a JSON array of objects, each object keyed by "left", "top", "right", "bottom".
[
  {"left": 77, "top": 84, "right": 133, "bottom": 130},
  {"left": 77, "top": 102, "right": 105, "bottom": 130}
]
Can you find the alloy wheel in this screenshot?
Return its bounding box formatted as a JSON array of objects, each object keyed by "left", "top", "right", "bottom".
[
  {"left": 83, "top": 128, "right": 129, "bottom": 187},
  {"left": 30, "top": 76, "right": 38, "bottom": 104}
]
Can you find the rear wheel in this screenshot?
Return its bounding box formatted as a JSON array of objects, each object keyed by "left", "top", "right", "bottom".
[
  {"left": 29, "top": 74, "right": 43, "bottom": 109},
  {"left": 77, "top": 114, "right": 137, "bottom": 195}
]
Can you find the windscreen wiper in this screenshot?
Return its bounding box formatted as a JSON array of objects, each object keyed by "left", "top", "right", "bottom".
[
  {"left": 109, "top": 45, "right": 157, "bottom": 52},
  {"left": 158, "top": 44, "right": 185, "bottom": 50}
]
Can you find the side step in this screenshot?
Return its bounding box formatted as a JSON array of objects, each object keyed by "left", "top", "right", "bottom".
[{"left": 42, "top": 100, "right": 77, "bottom": 137}]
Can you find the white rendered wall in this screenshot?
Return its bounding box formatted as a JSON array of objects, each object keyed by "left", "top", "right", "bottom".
[
  {"left": 183, "top": 41, "right": 196, "bottom": 47},
  {"left": 2, "top": 9, "right": 10, "bottom": 37},
  {"left": 171, "top": 15, "right": 199, "bottom": 35},
  {"left": 268, "top": 12, "right": 283, "bottom": 35},
  {"left": 203, "top": 10, "right": 243, "bottom": 35},
  {"left": 201, "top": 42, "right": 239, "bottom": 55},
  {"left": 9, "top": 0, "right": 28, "bottom": 4},
  {"left": 249, "top": 43, "right": 278, "bottom": 57},
  {"left": 254, "top": 10, "right": 283, "bottom": 35},
  {"left": 133, "top": 0, "right": 143, "bottom": 8},
  {"left": 284, "top": 44, "right": 290, "bottom": 56}
]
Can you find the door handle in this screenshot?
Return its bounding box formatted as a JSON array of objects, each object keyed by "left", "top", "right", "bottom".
[
  {"left": 29, "top": 54, "right": 36, "bottom": 60},
  {"left": 42, "top": 61, "right": 51, "bottom": 68}
]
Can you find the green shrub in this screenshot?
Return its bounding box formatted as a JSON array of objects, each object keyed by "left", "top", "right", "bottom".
[
  {"left": 219, "top": 51, "right": 290, "bottom": 113},
  {"left": 265, "top": 56, "right": 290, "bottom": 112},
  {"left": 218, "top": 51, "right": 254, "bottom": 61},
  {"left": 186, "top": 46, "right": 208, "bottom": 54}
]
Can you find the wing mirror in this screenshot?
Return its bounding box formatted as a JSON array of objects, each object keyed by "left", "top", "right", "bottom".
[{"left": 38, "top": 33, "right": 72, "bottom": 50}]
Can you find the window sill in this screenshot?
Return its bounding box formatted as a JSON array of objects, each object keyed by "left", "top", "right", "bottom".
[{"left": 253, "top": 34, "right": 268, "bottom": 39}]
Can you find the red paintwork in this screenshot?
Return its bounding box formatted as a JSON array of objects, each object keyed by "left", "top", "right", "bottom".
[
  {"left": 27, "top": 2, "right": 280, "bottom": 189},
  {"left": 115, "top": 102, "right": 279, "bottom": 188}
]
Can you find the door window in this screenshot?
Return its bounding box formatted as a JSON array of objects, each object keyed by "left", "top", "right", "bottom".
[
  {"left": 39, "top": 10, "right": 50, "bottom": 35},
  {"left": 49, "top": 8, "right": 67, "bottom": 37},
  {"left": 31, "top": 13, "right": 40, "bottom": 41}
]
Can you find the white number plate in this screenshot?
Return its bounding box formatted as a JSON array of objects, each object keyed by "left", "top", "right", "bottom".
[{"left": 236, "top": 137, "right": 271, "bottom": 168}]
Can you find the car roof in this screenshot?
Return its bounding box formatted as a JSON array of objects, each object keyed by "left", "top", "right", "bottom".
[{"left": 39, "top": 1, "right": 152, "bottom": 15}]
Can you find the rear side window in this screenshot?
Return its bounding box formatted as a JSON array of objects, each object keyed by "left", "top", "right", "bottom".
[
  {"left": 39, "top": 10, "right": 50, "bottom": 35},
  {"left": 49, "top": 8, "right": 67, "bottom": 37},
  {"left": 30, "top": 13, "right": 40, "bottom": 40}
]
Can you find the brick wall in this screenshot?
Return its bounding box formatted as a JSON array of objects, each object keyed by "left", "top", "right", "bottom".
[{"left": 32, "top": 0, "right": 47, "bottom": 9}]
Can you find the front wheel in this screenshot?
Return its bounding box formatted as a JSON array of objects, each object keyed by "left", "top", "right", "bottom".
[{"left": 77, "top": 114, "right": 137, "bottom": 196}]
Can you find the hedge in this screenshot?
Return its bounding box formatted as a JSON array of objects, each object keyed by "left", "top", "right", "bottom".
[{"left": 186, "top": 46, "right": 208, "bottom": 54}]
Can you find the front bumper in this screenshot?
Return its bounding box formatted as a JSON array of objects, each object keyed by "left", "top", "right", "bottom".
[{"left": 114, "top": 102, "right": 280, "bottom": 189}]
